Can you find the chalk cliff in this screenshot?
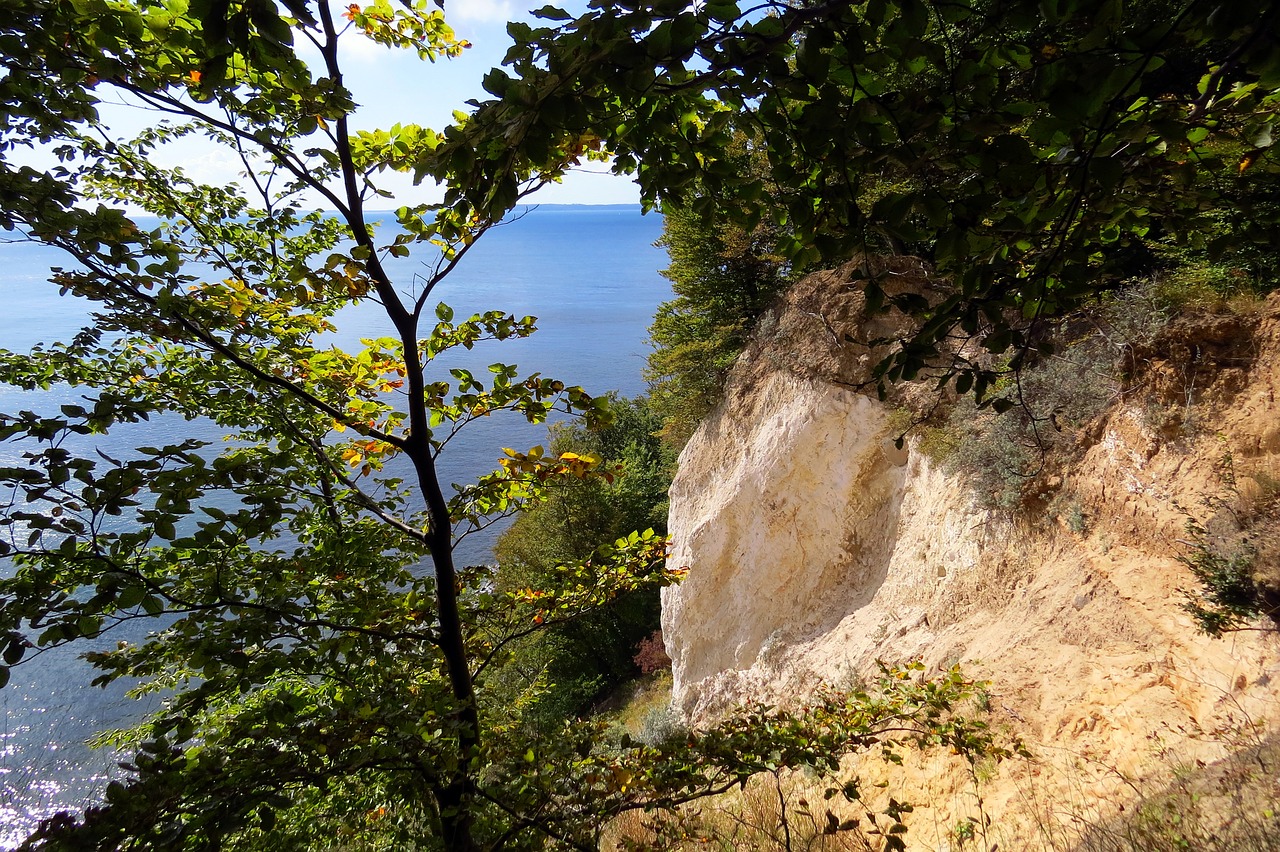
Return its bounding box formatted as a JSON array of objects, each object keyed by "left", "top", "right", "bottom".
[{"left": 661, "top": 264, "right": 1280, "bottom": 844}]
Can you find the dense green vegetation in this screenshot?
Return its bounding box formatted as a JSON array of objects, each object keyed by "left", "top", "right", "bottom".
[
  {"left": 462, "top": 0, "right": 1280, "bottom": 403},
  {"left": 489, "top": 397, "right": 676, "bottom": 731},
  {"left": 646, "top": 205, "right": 792, "bottom": 447},
  {"left": 1, "top": 0, "right": 1279, "bottom": 848}
]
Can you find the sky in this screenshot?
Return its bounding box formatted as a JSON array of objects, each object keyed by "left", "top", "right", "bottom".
[
  {"left": 88, "top": 0, "right": 641, "bottom": 208},
  {"left": 330, "top": 0, "right": 641, "bottom": 205}
]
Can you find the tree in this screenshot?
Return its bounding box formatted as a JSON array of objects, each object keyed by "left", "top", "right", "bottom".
[
  {"left": 447, "top": 0, "right": 1280, "bottom": 403},
  {"left": 646, "top": 201, "right": 792, "bottom": 447},
  {"left": 0, "top": 1, "right": 1007, "bottom": 849}
]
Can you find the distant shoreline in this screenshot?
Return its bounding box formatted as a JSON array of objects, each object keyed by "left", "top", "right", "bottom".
[{"left": 367, "top": 202, "right": 649, "bottom": 212}]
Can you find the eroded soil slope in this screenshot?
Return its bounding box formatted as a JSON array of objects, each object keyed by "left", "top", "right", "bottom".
[{"left": 661, "top": 269, "right": 1280, "bottom": 847}]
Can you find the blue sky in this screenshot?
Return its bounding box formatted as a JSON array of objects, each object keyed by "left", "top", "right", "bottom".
[{"left": 333, "top": 0, "right": 642, "bottom": 205}]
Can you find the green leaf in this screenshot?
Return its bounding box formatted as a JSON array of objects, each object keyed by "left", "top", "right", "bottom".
[{"left": 3, "top": 640, "right": 24, "bottom": 666}]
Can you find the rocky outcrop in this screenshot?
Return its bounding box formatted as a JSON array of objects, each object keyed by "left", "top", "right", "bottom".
[
  {"left": 662, "top": 367, "right": 1000, "bottom": 719},
  {"left": 661, "top": 267, "right": 1280, "bottom": 843},
  {"left": 661, "top": 258, "right": 997, "bottom": 719}
]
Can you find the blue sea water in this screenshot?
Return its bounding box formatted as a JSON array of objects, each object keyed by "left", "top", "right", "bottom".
[{"left": 0, "top": 204, "right": 671, "bottom": 846}]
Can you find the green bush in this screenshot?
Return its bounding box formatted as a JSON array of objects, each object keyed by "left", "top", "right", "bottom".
[
  {"left": 945, "top": 336, "right": 1118, "bottom": 511},
  {"left": 1179, "top": 514, "right": 1261, "bottom": 637},
  {"left": 1179, "top": 454, "right": 1280, "bottom": 636}
]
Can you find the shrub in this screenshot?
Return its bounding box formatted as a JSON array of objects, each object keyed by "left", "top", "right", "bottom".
[
  {"left": 633, "top": 629, "right": 672, "bottom": 674},
  {"left": 637, "top": 703, "right": 686, "bottom": 747},
  {"left": 945, "top": 334, "right": 1118, "bottom": 510},
  {"left": 1179, "top": 515, "right": 1261, "bottom": 637},
  {"left": 1179, "top": 451, "right": 1280, "bottom": 636}
]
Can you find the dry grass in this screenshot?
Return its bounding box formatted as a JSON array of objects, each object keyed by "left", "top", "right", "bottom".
[
  {"left": 598, "top": 706, "right": 1280, "bottom": 852},
  {"left": 605, "top": 769, "right": 904, "bottom": 852},
  {"left": 1021, "top": 734, "right": 1280, "bottom": 852},
  {"left": 599, "top": 677, "right": 931, "bottom": 850}
]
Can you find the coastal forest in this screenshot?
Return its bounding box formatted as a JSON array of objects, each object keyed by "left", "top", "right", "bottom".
[{"left": 1, "top": 0, "right": 1279, "bottom": 849}]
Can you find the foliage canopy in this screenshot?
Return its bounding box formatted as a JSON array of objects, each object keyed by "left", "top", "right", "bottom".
[{"left": 454, "top": 0, "right": 1280, "bottom": 401}]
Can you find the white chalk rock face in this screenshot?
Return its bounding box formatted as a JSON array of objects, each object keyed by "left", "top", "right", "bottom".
[
  {"left": 658, "top": 259, "right": 982, "bottom": 719},
  {"left": 661, "top": 371, "right": 906, "bottom": 713}
]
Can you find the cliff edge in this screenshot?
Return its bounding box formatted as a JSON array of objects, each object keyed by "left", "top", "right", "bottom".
[{"left": 661, "top": 264, "right": 1280, "bottom": 844}]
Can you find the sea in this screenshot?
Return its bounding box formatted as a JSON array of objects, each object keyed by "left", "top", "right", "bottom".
[{"left": 0, "top": 204, "right": 671, "bottom": 846}]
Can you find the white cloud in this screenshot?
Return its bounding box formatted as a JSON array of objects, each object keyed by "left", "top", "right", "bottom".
[
  {"left": 449, "top": 0, "right": 516, "bottom": 23},
  {"left": 339, "top": 31, "right": 398, "bottom": 63}
]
